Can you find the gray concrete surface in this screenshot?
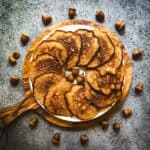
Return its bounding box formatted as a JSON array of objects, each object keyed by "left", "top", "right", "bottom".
[{"left": 0, "top": 0, "right": 150, "bottom": 150}]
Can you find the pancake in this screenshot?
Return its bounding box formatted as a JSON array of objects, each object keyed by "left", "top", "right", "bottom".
[
  {"left": 29, "top": 54, "right": 64, "bottom": 81},
  {"left": 86, "top": 70, "right": 100, "bottom": 91},
  {"left": 46, "top": 30, "right": 81, "bottom": 69},
  {"left": 33, "top": 73, "right": 63, "bottom": 104},
  {"left": 44, "top": 77, "right": 72, "bottom": 116},
  {"left": 33, "top": 40, "right": 68, "bottom": 64},
  {"left": 86, "top": 69, "right": 123, "bottom": 96},
  {"left": 105, "top": 46, "right": 123, "bottom": 70},
  {"left": 65, "top": 85, "right": 98, "bottom": 120},
  {"left": 76, "top": 29, "right": 99, "bottom": 66},
  {"left": 90, "top": 92, "right": 116, "bottom": 108},
  {"left": 84, "top": 82, "right": 116, "bottom": 108},
  {"left": 88, "top": 30, "right": 115, "bottom": 68}
]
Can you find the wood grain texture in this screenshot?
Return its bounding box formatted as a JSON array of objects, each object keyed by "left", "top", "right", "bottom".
[{"left": 0, "top": 95, "right": 39, "bottom": 128}]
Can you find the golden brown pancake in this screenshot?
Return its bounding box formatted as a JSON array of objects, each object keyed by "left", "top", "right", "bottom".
[
  {"left": 65, "top": 85, "right": 98, "bottom": 120},
  {"left": 88, "top": 30, "right": 115, "bottom": 68},
  {"left": 89, "top": 92, "right": 116, "bottom": 108},
  {"left": 105, "top": 46, "right": 123, "bottom": 70},
  {"left": 76, "top": 29, "right": 99, "bottom": 66},
  {"left": 33, "top": 73, "right": 64, "bottom": 104},
  {"left": 29, "top": 54, "right": 64, "bottom": 81},
  {"left": 44, "top": 77, "right": 72, "bottom": 116},
  {"left": 46, "top": 30, "right": 81, "bottom": 69},
  {"left": 33, "top": 40, "right": 68, "bottom": 64},
  {"left": 86, "top": 69, "right": 124, "bottom": 96}
]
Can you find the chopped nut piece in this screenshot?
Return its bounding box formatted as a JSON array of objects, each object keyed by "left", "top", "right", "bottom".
[
  {"left": 99, "top": 67, "right": 106, "bottom": 76},
  {"left": 42, "top": 15, "right": 52, "bottom": 25},
  {"left": 76, "top": 76, "right": 84, "bottom": 84},
  {"left": 100, "top": 120, "right": 109, "bottom": 129},
  {"left": 111, "top": 84, "right": 115, "bottom": 90},
  {"left": 72, "top": 68, "right": 79, "bottom": 76},
  {"left": 66, "top": 74, "right": 74, "bottom": 82},
  {"left": 12, "top": 51, "right": 20, "bottom": 59},
  {"left": 106, "top": 67, "right": 116, "bottom": 75},
  {"left": 122, "top": 109, "right": 132, "bottom": 118},
  {"left": 80, "top": 134, "right": 89, "bottom": 145},
  {"left": 10, "top": 75, "right": 19, "bottom": 86},
  {"left": 132, "top": 48, "right": 142, "bottom": 60},
  {"left": 29, "top": 117, "right": 38, "bottom": 128},
  {"left": 116, "top": 91, "right": 122, "bottom": 97},
  {"left": 113, "top": 122, "right": 120, "bottom": 132},
  {"left": 68, "top": 8, "right": 76, "bottom": 19},
  {"left": 116, "top": 83, "right": 121, "bottom": 90},
  {"left": 51, "top": 133, "right": 60, "bottom": 145},
  {"left": 20, "top": 33, "right": 29, "bottom": 45},
  {"left": 101, "top": 87, "right": 111, "bottom": 96},
  {"left": 115, "top": 21, "right": 125, "bottom": 32},
  {"left": 8, "top": 55, "right": 17, "bottom": 65},
  {"left": 135, "top": 82, "right": 143, "bottom": 93},
  {"left": 95, "top": 10, "right": 105, "bottom": 22}
]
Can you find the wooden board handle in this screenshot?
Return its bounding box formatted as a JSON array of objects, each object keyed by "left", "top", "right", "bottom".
[{"left": 0, "top": 95, "right": 39, "bottom": 128}]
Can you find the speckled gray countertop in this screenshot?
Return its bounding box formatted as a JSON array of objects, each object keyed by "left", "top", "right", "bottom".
[{"left": 0, "top": 0, "right": 150, "bottom": 150}]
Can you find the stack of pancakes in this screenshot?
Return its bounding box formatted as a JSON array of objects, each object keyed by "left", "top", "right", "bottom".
[{"left": 25, "top": 25, "right": 125, "bottom": 120}]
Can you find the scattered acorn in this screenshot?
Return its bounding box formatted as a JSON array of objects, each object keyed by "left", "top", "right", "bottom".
[
  {"left": 76, "top": 75, "right": 84, "bottom": 84},
  {"left": 8, "top": 55, "right": 17, "bottom": 65},
  {"left": 10, "top": 75, "right": 19, "bottom": 86},
  {"left": 115, "top": 21, "right": 125, "bottom": 33},
  {"left": 42, "top": 15, "right": 52, "bottom": 26},
  {"left": 135, "top": 82, "right": 143, "bottom": 93},
  {"left": 68, "top": 8, "right": 76, "bottom": 19},
  {"left": 132, "top": 48, "right": 142, "bottom": 60},
  {"left": 51, "top": 133, "right": 61, "bottom": 145},
  {"left": 113, "top": 122, "right": 120, "bottom": 132},
  {"left": 12, "top": 51, "right": 20, "bottom": 59},
  {"left": 20, "top": 33, "right": 29, "bottom": 45},
  {"left": 72, "top": 68, "right": 79, "bottom": 76},
  {"left": 80, "top": 134, "right": 89, "bottom": 145},
  {"left": 29, "top": 117, "right": 38, "bottom": 128},
  {"left": 122, "top": 109, "right": 132, "bottom": 118},
  {"left": 100, "top": 120, "right": 109, "bottom": 130},
  {"left": 95, "top": 10, "right": 105, "bottom": 22}
]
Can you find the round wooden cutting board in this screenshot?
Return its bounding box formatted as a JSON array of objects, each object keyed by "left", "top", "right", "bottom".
[{"left": 0, "top": 20, "right": 132, "bottom": 128}]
